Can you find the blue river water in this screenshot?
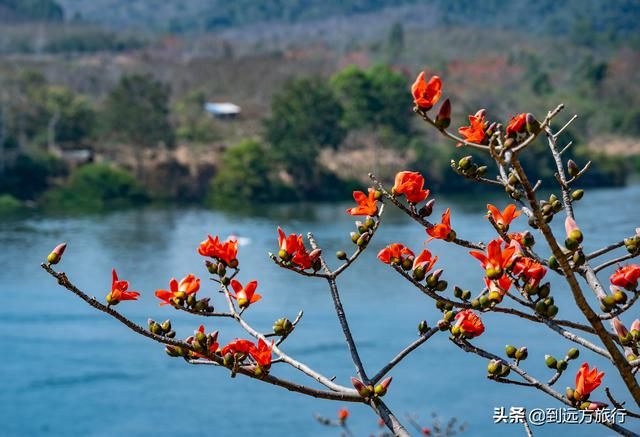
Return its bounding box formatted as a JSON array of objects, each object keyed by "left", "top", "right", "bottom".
[{"left": 1, "top": 184, "right": 639, "bottom": 436}]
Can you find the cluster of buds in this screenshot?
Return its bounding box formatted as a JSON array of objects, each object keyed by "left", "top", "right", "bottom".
[
  {"left": 601, "top": 287, "right": 630, "bottom": 313},
  {"left": 351, "top": 215, "right": 377, "bottom": 248},
  {"left": 531, "top": 193, "right": 563, "bottom": 229},
  {"left": 149, "top": 318, "right": 176, "bottom": 338},
  {"left": 206, "top": 260, "right": 232, "bottom": 285},
  {"left": 272, "top": 317, "right": 294, "bottom": 337},
  {"left": 612, "top": 318, "right": 640, "bottom": 349},
  {"left": 624, "top": 231, "right": 640, "bottom": 256},
  {"left": 351, "top": 376, "right": 393, "bottom": 399},
  {"left": 451, "top": 155, "right": 488, "bottom": 180},
  {"left": 189, "top": 325, "right": 219, "bottom": 356},
  {"left": 545, "top": 347, "right": 579, "bottom": 374},
  {"left": 501, "top": 171, "right": 524, "bottom": 201},
  {"left": 505, "top": 344, "right": 528, "bottom": 362},
  {"left": 534, "top": 295, "right": 559, "bottom": 318},
  {"left": 453, "top": 285, "right": 473, "bottom": 301},
  {"left": 487, "top": 359, "right": 511, "bottom": 378}
]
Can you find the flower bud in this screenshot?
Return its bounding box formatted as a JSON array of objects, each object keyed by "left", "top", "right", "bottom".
[
  {"left": 105, "top": 292, "right": 119, "bottom": 306},
  {"left": 217, "top": 262, "right": 227, "bottom": 276},
  {"left": 505, "top": 345, "right": 517, "bottom": 358},
  {"left": 545, "top": 355, "right": 557, "bottom": 369},
  {"left": 613, "top": 289, "right": 627, "bottom": 304},
  {"left": 374, "top": 377, "right": 392, "bottom": 397},
  {"left": 556, "top": 360, "right": 568, "bottom": 371},
  {"left": 458, "top": 156, "right": 473, "bottom": 170},
  {"left": 499, "top": 364, "right": 511, "bottom": 377},
  {"left": 567, "top": 160, "right": 579, "bottom": 177},
  {"left": 418, "top": 320, "right": 429, "bottom": 335},
  {"left": 401, "top": 257, "right": 413, "bottom": 271},
  {"left": 462, "top": 290, "right": 472, "bottom": 300},
  {"left": 437, "top": 319, "right": 450, "bottom": 331},
  {"left": 161, "top": 320, "right": 172, "bottom": 333},
  {"left": 426, "top": 269, "right": 443, "bottom": 288},
  {"left": 278, "top": 249, "right": 289, "bottom": 261},
  {"left": 572, "top": 250, "right": 585, "bottom": 267},
  {"left": 165, "top": 345, "right": 182, "bottom": 357},
  {"left": 476, "top": 165, "right": 488, "bottom": 177},
  {"left": 418, "top": 199, "right": 435, "bottom": 217},
  {"left": 350, "top": 232, "right": 360, "bottom": 244},
  {"left": 351, "top": 377, "right": 371, "bottom": 398},
  {"left": 566, "top": 387, "right": 575, "bottom": 401},
  {"left": 538, "top": 283, "right": 551, "bottom": 298},
  {"left": 546, "top": 305, "right": 559, "bottom": 318},
  {"left": 436, "top": 280, "right": 448, "bottom": 292},
  {"left": 522, "top": 231, "right": 535, "bottom": 247},
  {"left": 565, "top": 238, "right": 579, "bottom": 251},
  {"left": 613, "top": 318, "right": 629, "bottom": 339},
  {"left": 413, "top": 266, "right": 426, "bottom": 281},
  {"left": 206, "top": 260, "right": 217, "bottom": 274},
  {"left": 548, "top": 256, "right": 558, "bottom": 270},
  {"left": 435, "top": 99, "right": 451, "bottom": 129},
  {"left": 586, "top": 401, "right": 607, "bottom": 411},
  {"left": 525, "top": 113, "right": 540, "bottom": 135},
  {"left": 567, "top": 348, "right": 579, "bottom": 360},
  {"left": 487, "top": 359, "right": 501, "bottom": 375},
  {"left": 515, "top": 347, "right": 528, "bottom": 361},
  {"left": 485, "top": 267, "right": 502, "bottom": 280},
  {"left": 445, "top": 230, "right": 457, "bottom": 242},
  {"left": 273, "top": 317, "right": 293, "bottom": 336},
  {"left": 47, "top": 242, "right": 67, "bottom": 265},
  {"left": 571, "top": 189, "right": 584, "bottom": 201},
  {"left": 228, "top": 258, "right": 239, "bottom": 269},
  {"left": 471, "top": 299, "right": 481, "bottom": 309}
]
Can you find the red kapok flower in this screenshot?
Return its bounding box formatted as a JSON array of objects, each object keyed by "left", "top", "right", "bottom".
[
  {"left": 338, "top": 408, "right": 349, "bottom": 421},
  {"left": 155, "top": 274, "right": 200, "bottom": 305},
  {"left": 487, "top": 204, "right": 521, "bottom": 230},
  {"left": 346, "top": 188, "right": 378, "bottom": 216},
  {"left": 458, "top": 113, "right": 486, "bottom": 144},
  {"left": 377, "top": 243, "right": 414, "bottom": 265},
  {"left": 506, "top": 113, "right": 527, "bottom": 137},
  {"left": 610, "top": 265, "right": 640, "bottom": 290},
  {"left": 426, "top": 208, "right": 454, "bottom": 242},
  {"left": 484, "top": 275, "right": 513, "bottom": 299},
  {"left": 107, "top": 269, "right": 140, "bottom": 305},
  {"left": 230, "top": 279, "right": 262, "bottom": 308},
  {"left": 413, "top": 248, "right": 438, "bottom": 273},
  {"left": 250, "top": 338, "right": 274, "bottom": 369},
  {"left": 392, "top": 171, "right": 430, "bottom": 203},
  {"left": 277, "top": 227, "right": 320, "bottom": 270},
  {"left": 198, "top": 235, "right": 239, "bottom": 267},
  {"left": 453, "top": 309, "right": 485, "bottom": 338},
  {"left": 277, "top": 227, "right": 301, "bottom": 256},
  {"left": 575, "top": 363, "right": 604, "bottom": 397},
  {"left": 198, "top": 234, "right": 221, "bottom": 257},
  {"left": 469, "top": 238, "right": 517, "bottom": 279},
  {"left": 512, "top": 257, "right": 547, "bottom": 289},
  {"left": 220, "top": 339, "right": 255, "bottom": 356},
  {"left": 411, "top": 71, "right": 442, "bottom": 110}
]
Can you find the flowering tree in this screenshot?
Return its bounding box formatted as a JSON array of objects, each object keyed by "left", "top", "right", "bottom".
[{"left": 42, "top": 70, "right": 640, "bottom": 436}]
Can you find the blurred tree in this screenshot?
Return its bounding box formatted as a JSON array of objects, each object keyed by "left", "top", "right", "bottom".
[
  {"left": 174, "top": 91, "right": 218, "bottom": 143},
  {"left": 385, "top": 21, "right": 405, "bottom": 64},
  {"left": 103, "top": 74, "right": 175, "bottom": 178},
  {"left": 265, "top": 77, "right": 345, "bottom": 194}
]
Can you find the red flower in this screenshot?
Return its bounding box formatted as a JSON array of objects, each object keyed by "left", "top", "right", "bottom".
[
  {"left": 453, "top": 309, "right": 485, "bottom": 337},
  {"left": 469, "top": 239, "right": 517, "bottom": 279},
  {"left": 107, "top": 269, "right": 140, "bottom": 305},
  {"left": 392, "top": 171, "right": 430, "bottom": 203},
  {"left": 377, "top": 243, "right": 414, "bottom": 265},
  {"left": 458, "top": 113, "right": 486, "bottom": 144},
  {"left": 506, "top": 113, "right": 527, "bottom": 137},
  {"left": 220, "top": 339, "right": 255, "bottom": 356},
  {"left": 338, "top": 408, "right": 349, "bottom": 421},
  {"left": 610, "top": 265, "right": 640, "bottom": 290},
  {"left": 277, "top": 227, "right": 320, "bottom": 270},
  {"left": 250, "top": 338, "right": 274, "bottom": 369},
  {"left": 198, "top": 235, "right": 238, "bottom": 267},
  {"left": 484, "top": 275, "right": 513, "bottom": 298},
  {"left": 512, "top": 257, "right": 547, "bottom": 289},
  {"left": 413, "top": 248, "right": 438, "bottom": 273},
  {"left": 426, "top": 208, "right": 453, "bottom": 242},
  {"left": 346, "top": 188, "right": 378, "bottom": 216},
  {"left": 155, "top": 274, "right": 200, "bottom": 305},
  {"left": 229, "top": 279, "right": 262, "bottom": 308},
  {"left": 575, "top": 363, "right": 604, "bottom": 397},
  {"left": 487, "top": 204, "right": 521, "bottom": 230},
  {"left": 411, "top": 71, "right": 442, "bottom": 110}
]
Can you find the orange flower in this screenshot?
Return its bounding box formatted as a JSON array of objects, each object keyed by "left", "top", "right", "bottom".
[
  {"left": 106, "top": 269, "right": 140, "bottom": 305},
  {"left": 250, "top": 338, "right": 274, "bottom": 369},
  {"left": 155, "top": 274, "right": 200, "bottom": 305},
  {"left": 220, "top": 339, "right": 255, "bottom": 356},
  {"left": 277, "top": 227, "right": 320, "bottom": 270},
  {"left": 277, "top": 227, "right": 301, "bottom": 256},
  {"left": 575, "top": 363, "right": 604, "bottom": 397},
  {"left": 346, "top": 188, "right": 378, "bottom": 216},
  {"left": 453, "top": 309, "right": 485, "bottom": 337},
  {"left": 469, "top": 238, "right": 517, "bottom": 279},
  {"left": 484, "top": 275, "right": 513, "bottom": 298},
  {"left": 506, "top": 113, "right": 527, "bottom": 137},
  {"left": 487, "top": 204, "right": 521, "bottom": 230},
  {"left": 426, "top": 208, "right": 454, "bottom": 242},
  {"left": 377, "top": 243, "right": 414, "bottom": 264},
  {"left": 411, "top": 71, "right": 442, "bottom": 110},
  {"left": 512, "top": 257, "right": 547, "bottom": 289},
  {"left": 392, "top": 171, "right": 430, "bottom": 203},
  {"left": 198, "top": 235, "right": 239, "bottom": 267},
  {"left": 413, "top": 248, "right": 438, "bottom": 273},
  {"left": 610, "top": 265, "right": 640, "bottom": 290},
  {"left": 458, "top": 113, "right": 486, "bottom": 144},
  {"left": 229, "top": 279, "right": 262, "bottom": 308},
  {"left": 338, "top": 408, "right": 349, "bottom": 421}
]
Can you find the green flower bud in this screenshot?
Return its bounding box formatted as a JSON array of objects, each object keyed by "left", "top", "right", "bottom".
[
  {"left": 443, "top": 310, "right": 455, "bottom": 322},
  {"left": 505, "top": 345, "right": 517, "bottom": 358},
  {"left": 515, "top": 347, "right": 528, "bottom": 361},
  {"left": 336, "top": 251, "right": 347, "bottom": 260},
  {"left": 458, "top": 156, "right": 473, "bottom": 170},
  {"left": 450, "top": 325, "right": 461, "bottom": 336},
  {"left": 565, "top": 238, "right": 579, "bottom": 251},
  {"left": 476, "top": 166, "right": 488, "bottom": 177},
  {"left": 556, "top": 360, "right": 568, "bottom": 371},
  {"left": 273, "top": 317, "right": 293, "bottom": 336},
  {"left": 161, "top": 320, "right": 172, "bottom": 333},
  {"left": 413, "top": 266, "right": 426, "bottom": 281},
  {"left": 548, "top": 256, "right": 558, "bottom": 269},
  {"left": 567, "top": 160, "right": 579, "bottom": 177},
  {"left": 499, "top": 364, "right": 511, "bottom": 377},
  {"left": 613, "top": 290, "right": 627, "bottom": 304},
  {"left": 228, "top": 259, "right": 239, "bottom": 269},
  {"left": 535, "top": 301, "right": 547, "bottom": 314},
  {"left": 572, "top": 251, "right": 585, "bottom": 267},
  {"left": 418, "top": 320, "right": 429, "bottom": 335},
  {"left": 402, "top": 257, "right": 413, "bottom": 271},
  {"left": 350, "top": 232, "right": 360, "bottom": 244},
  {"left": 571, "top": 189, "right": 584, "bottom": 201},
  {"left": 487, "top": 359, "right": 501, "bottom": 375},
  {"left": 569, "top": 229, "right": 583, "bottom": 243},
  {"left": 545, "top": 355, "right": 557, "bottom": 369},
  {"left": 462, "top": 290, "right": 472, "bottom": 300},
  {"left": 567, "top": 348, "right": 579, "bottom": 360},
  {"left": 566, "top": 387, "right": 575, "bottom": 401},
  {"left": 436, "top": 280, "right": 448, "bottom": 292},
  {"left": 471, "top": 299, "right": 481, "bottom": 309}
]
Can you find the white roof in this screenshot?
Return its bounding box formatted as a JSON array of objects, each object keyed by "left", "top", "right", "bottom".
[{"left": 205, "top": 102, "right": 241, "bottom": 115}]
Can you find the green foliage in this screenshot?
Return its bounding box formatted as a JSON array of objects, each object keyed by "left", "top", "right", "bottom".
[
  {"left": 44, "top": 163, "right": 148, "bottom": 210},
  {"left": 0, "top": 153, "right": 65, "bottom": 200},
  {"left": 102, "top": 74, "right": 175, "bottom": 149},
  {"left": 209, "top": 140, "right": 285, "bottom": 205},
  {"left": 385, "top": 22, "right": 405, "bottom": 64},
  {"left": 265, "top": 76, "right": 345, "bottom": 190},
  {"left": 331, "top": 65, "right": 411, "bottom": 135},
  {"left": 42, "top": 29, "right": 146, "bottom": 53},
  {"left": 174, "top": 91, "right": 219, "bottom": 143},
  {"left": 0, "top": 193, "right": 23, "bottom": 213},
  {"left": 43, "top": 85, "right": 96, "bottom": 144}
]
